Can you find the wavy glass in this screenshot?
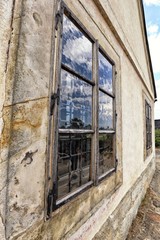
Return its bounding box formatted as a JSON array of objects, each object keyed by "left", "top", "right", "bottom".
[
  {"left": 59, "top": 70, "right": 92, "bottom": 129},
  {"left": 62, "top": 15, "right": 92, "bottom": 80},
  {"left": 99, "top": 52, "right": 113, "bottom": 93}
]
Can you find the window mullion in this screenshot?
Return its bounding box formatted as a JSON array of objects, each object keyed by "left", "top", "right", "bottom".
[
  {"left": 113, "top": 65, "right": 117, "bottom": 169},
  {"left": 92, "top": 40, "right": 99, "bottom": 185}
]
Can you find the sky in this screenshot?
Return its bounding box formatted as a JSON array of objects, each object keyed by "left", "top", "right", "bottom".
[{"left": 143, "top": 0, "right": 160, "bottom": 119}]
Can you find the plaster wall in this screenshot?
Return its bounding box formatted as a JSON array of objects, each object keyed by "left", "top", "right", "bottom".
[
  {"left": 0, "top": 0, "right": 54, "bottom": 239},
  {"left": 0, "top": 1, "right": 18, "bottom": 239},
  {"left": 97, "top": 0, "right": 153, "bottom": 95},
  {"left": 0, "top": 0, "right": 156, "bottom": 239}
]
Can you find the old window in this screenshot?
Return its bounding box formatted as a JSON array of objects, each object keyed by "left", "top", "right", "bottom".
[
  {"left": 48, "top": 4, "right": 118, "bottom": 213},
  {"left": 145, "top": 100, "right": 152, "bottom": 151}
]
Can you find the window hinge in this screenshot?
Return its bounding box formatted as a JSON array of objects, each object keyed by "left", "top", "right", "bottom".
[
  {"left": 55, "top": 11, "right": 63, "bottom": 30},
  {"left": 50, "top": 87, "right": 60, "bottom": 116},
  {"left": 47, "top": 182, "right": 57, "bottom": 218},
  {"left": 115, "top": 158, "right": 118, "bottom": 171},
  {"left": 47, "top": 189, "right": 53, "bottom": 219},
  {"left": 115, "top": 112, "right": 118, "bottom": 122}
]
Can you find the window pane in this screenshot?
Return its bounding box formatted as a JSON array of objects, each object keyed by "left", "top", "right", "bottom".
[
  {"left": 62, "top": 15, "right": 92, "bottom": 80},
  {"left": 99, "top": 134, "right": 114, "bottom": 176},
  {"left": 99, "top": 91, "right": 113, "bottom": 130},
  {"left": 58, "top": 134, "right": 91, "bottom": 199},
  {"left": 99, "top": 52, "right": 113, "bottom": 93},
  {"left": 59, "top": 70, "right": 92, "bottom": 129}
]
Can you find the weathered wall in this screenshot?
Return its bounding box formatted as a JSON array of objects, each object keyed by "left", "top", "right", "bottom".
[
  {"left": 0, "top": 1, "right": 18, "bottom": 239},
  {"left": 108, "top": 0, "right": 153, "bottom": 92},
  {"left": 10, "top": 158, "right": 155, "bottom": 240},
  {"left": 0, "top": 0, "right": 55, "bottom": 239},
  {"left": 0, "top": 0, "right": 156, "bottom": 239},
  {"left": 93, "top": 158, "right": 155, "bottom": 240},
  {"left": 94, "top": 0, "right": 154, "bottom": 95}
]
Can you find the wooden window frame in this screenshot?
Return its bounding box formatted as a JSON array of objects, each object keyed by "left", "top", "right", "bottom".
[
  {"left": 145, "top": 100, "right": 152, "bottom": 157},
  {"left": 46, "top": 2, "right": 119, "bottom": 216}
]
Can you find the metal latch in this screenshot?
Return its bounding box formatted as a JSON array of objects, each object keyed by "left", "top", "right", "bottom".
[
  {"left": 50, "top": 87, "right": 60, "bottom": 116},
  {"left": 55, "top": 11, "right": 63, "bottom": 30},
  {"left": 115, "top": 158, "right": 118, "bottom": 171}
]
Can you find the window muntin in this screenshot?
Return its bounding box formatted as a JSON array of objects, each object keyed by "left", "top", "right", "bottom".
[
  {"left": 53, "top": 9, "right": 116, "bottom": 206},
  {"left": 145, "top": 101, "right": 152, "bottom": 150},
  {"left": 62, "top": 15, "right": 92, "bottom": 81}
]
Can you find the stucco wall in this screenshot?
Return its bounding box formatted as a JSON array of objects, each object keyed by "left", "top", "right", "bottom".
[
  {"left": 108, "top": 0, "right": 153, "bottom": 92},
  {"left": 0, "top": 0, "right": 54, "bottom": 239},
  {"left": 94, "top": 0, "right": 154, "bottom": 96},
  {"left": 0, "top": 0, "right": 155, "bottom": 239}
]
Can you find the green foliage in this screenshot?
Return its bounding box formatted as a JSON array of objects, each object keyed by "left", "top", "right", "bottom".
[{"left": 155, "top": 129, "right": 160, "bottom": 147}]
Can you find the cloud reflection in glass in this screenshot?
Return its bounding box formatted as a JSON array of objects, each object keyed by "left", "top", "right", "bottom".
[
  {"left": 59, "top": 70, "right": 92, "bottom": 129},
  {"left": 62, "top": 15, "right": 92, "bottom": 81},
  {"left": 99, "top": 52, "right": 113, "bottom": 93},
  {"left": 99, "top": 91, "right": 113, "bottom": 130}
]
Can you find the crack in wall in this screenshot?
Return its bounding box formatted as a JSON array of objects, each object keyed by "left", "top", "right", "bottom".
[
  {"left": 4, "top": 96, "right": 48, "bottom": 108},
  {"left": 3, "top": 0, "right": 24, "bottom": 238},
  {"left": 5, "top": 0, "right": 16, "bottom": 73}
]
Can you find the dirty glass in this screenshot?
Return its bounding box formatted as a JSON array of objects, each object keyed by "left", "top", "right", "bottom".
[
  {"left": 99, "top": 91, "right": 113, "bottom": 130},
  {"left": 59, "top": 70, "right": 92, "bottom": 129},
  {"left": 99, "top": 134, "right": 114, "bottom": 175},
  {"left": 62, "top": 15, "right": 92, "bottom": 80},
  {"left": 99, "top": 52, "right": 113, "bottom": 93},
  {"left": 57, "top": 134, "right": 91, "bottom": 199}
]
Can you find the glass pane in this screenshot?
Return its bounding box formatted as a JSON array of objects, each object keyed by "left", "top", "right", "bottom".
[
  {"left": 99, "top": 91, "right": 113, "bottom": 130},
  {"left": 82, "top": 166, "right": 90, "bottom": 185},
  {"left": 99, "top": 52, "right": 113, "bottom": 93},
  {"left": 99, "top": 134, "right": 114, "bottom": 176},
  {"left": 62, "top": 15, "right": 92, "bottom": 80},
  {"left": 59, "top": 70, "right": 92, "bottom": 129},
  {"left": 58, "top": 134, "right": 91, "bottom": 199}
]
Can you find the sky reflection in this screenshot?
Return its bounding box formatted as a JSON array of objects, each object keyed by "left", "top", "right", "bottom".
[{"left": 62, "top": 15, "right": 92, "bottom": 80}]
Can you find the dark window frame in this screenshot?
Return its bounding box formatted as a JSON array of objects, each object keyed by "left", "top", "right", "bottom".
[
  {"left": 145, "top": 100, "right": 152, "bottom": 152},
  {"left": 48, "top": 2, "right": 118, "bottom": 213}
]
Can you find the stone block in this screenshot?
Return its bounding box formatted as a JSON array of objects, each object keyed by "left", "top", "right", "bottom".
[
  {"left": 6, "top": 138, "right": 46, "bottom": 239},
  {"left": 93, "top": 219, "right": 113, "bottom": 240},
  {"left": 8, "top": 98, "right": 48, "bottom": 156},
  {"left": 11, "top": 0, "right": 54, "bottom": 104}
]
